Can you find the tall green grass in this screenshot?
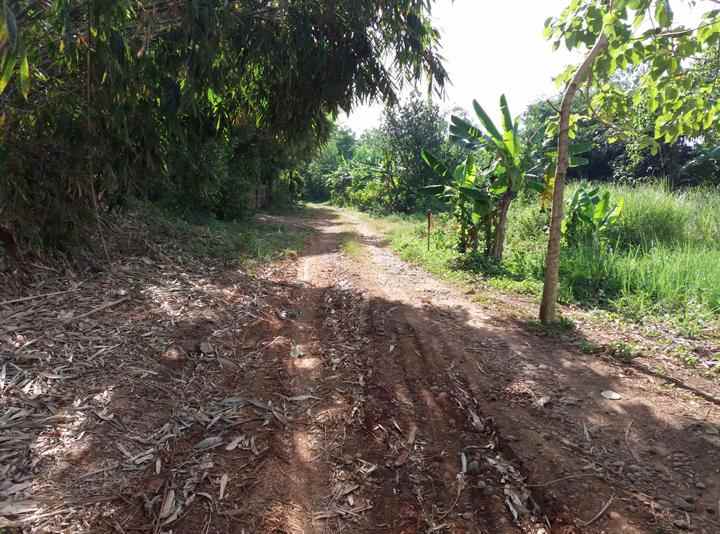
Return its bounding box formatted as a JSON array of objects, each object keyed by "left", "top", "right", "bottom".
[
  {"left": 360, "top": 182, "right": 720, "bottom": 333},
  {"left": 603, "top": 183, "right": 720, "bottom": 247}
]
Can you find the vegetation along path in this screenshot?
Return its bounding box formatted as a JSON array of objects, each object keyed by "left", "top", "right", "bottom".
[{"left": 2, "top": 205, "right": 720, "bottom": 533}]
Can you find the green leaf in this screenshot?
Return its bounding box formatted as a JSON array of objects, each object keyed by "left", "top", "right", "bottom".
[
  {"left": 526, "top": 180, "right": 546, "bottom": 193},
  {"left": 499, "top": 94, "right": 514, "bottom": 136},
  {"left": 423, "top": 184, "right": 445, "bottom": 192},
  {"left": 654, "top": 0, "right": 673, "bottom": 27},
  {"left": 568, "top": 141, "right": 592, "bottom": 155},
  {"left": 472, "top": 197, "right": 493, "bottom": 217},
  {"left": 472, "top": 100, "right": 503, "bottom": 143},
  {"left": 543, "top": 17, "right": 555, "bottom": 39},
  {"left": 18, "top": 48, "right": 29, "bottom": 99},
  {"left": 592, "top": 192, "right": 610, "bottom": 224},
  {"left": 3, "top": 2, "right": 17, "bottom": 52},
  {"left": 0, "top": 50, "right": 17, "bottom": 95},
  {"left": 453, "top": 162, "right": 466, "bottom": 182},
  {"left": 421, "top": 149, "right": 450, "bottom": 179},
  {"left": 449, "top": 115, "right": 486, "bottom": 147},
  {"left": 569, "top": 155, "right": 589, "bottom": 168},
  {"left": 0, "top": 8, "right": 6, "bottom": 45}
]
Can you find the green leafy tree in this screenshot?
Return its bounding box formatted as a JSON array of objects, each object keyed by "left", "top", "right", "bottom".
[
  {"left": 539, "top": 0, "right": 720, "bottom": 323},
  {"left": 0, "top": 0, "right": 448, "bottom": 246},
  {"left": 424, "top": 95, "right": 544, "bottom": 261},
  {"left": 380, "top": 94, "right": 449, "bottom": 212},
  {"left": 300, "top": 126, "right": 357, "bottom": 201}
]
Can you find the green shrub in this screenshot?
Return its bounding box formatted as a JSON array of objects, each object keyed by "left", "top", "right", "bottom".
[{"left": 346, "top": 179, "right": 392, "bottom": 213}]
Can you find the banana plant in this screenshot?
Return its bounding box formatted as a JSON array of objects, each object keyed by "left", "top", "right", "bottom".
[
  {"left": 424, "top": 95, "right": 543, "bottom": 261},
  {"left": 422, "top": 151, "right": 492, "bottom": 253},
  {"left": 564, "top": 185, "right": 623, "bottom": 246}
]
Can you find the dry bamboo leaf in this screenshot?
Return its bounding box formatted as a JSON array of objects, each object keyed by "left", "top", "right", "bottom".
[
  {"left": 0, "top": 499, "right": 40, "bottom": 516},
  {"left": 405, "top": 424, "right": 418, "bottom": 447},
  {"left": 116, "top": 443, "right": 134, "bottom": 459},
  {"left": 194, "top": 436, "right": 223, "bottom": 450},
  {"left": 62, "top": 296, "right": 130, "bottom": 324},
  {"left": 281, "top": 394, "right": 321, "bottom": 402},
  {"left": 0, "top": 481, "right": 32, "bottom": 498},
  {"left": 218, "top": 356, "right": 237, "bottom": 368},
  {"left": 162, "top": 509, "right": 179, "bottom": 526},
  {"left": 159, "top": 489, "right": 175, "bottom": 519},
  {"left": 219, "top": 473, "right": 228, "bottom": 500},
  {"left": 0, "top": 287, "right": 80, "bottom": 307},
  {"left": 225, "top": 435, "right": 245, "bottom": 451}
]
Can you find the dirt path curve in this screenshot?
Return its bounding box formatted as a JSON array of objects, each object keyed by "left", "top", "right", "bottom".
[
  {"left": 6, "top": 204, "right": 718, "bottom": 534},
  {"left": 270, "top": 205, "right": 720, "bottom": 534}
]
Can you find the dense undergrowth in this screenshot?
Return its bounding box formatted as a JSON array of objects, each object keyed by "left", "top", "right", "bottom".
[
  {"left": 139, "top": 204, "right": 308, "bottom": 267},
  {"left": 353, "top": 182, "right": 720, "bottom": 337},
  {"left": 0, "top": 1, "right": 446, "bottom": 250},
  {"left": 0, "top": 202, "right": 307, "bottom": 279}
]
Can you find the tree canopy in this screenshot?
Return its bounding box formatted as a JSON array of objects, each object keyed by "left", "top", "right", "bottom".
[
  {"left": 539, "top": 0, "right": 720, "bottom": 322},
  {"left": 0, "top": 0, "right": 448, "bottom": 245}
]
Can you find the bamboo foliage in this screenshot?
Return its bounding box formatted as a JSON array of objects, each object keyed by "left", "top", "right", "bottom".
[{"left": 0, "top": 0, "right": 448, "bottom": 247}]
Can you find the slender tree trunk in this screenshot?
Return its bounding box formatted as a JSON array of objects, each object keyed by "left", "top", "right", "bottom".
[
  {"left": 484, "top": 218, "right": 492, "bottom": 257},
  {"left": 491, "top": 194, "right": 512, "bottom": 261},
  {"left": 539, "top": 33, "right": 608, "bottom": 323},
  {"left": 459, "top": 214, "right": 468, "bottom": 253},
  {"left": 266, "top": 176, "right": 274, "bottom": 207},
  {"left": 470, "top": 226, "right": 479, "bottom": 254}
]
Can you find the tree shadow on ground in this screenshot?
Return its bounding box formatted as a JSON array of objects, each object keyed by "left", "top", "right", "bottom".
[{"left": 1, "top": 207, "right": 719, "bottom": 533}]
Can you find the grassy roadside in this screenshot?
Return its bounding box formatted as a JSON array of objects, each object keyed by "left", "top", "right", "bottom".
[
  {"left": 350, "top": 186, "right": 720, "bottom": 325},
  {"left": 339, "top": 183, "right": 720, "bottom": 373},
  {"left": 349, "top": 209, "right": 540, "bottom": 296},
  {"left": 119, "top": 202, "right": 309, "bottom": 268}
]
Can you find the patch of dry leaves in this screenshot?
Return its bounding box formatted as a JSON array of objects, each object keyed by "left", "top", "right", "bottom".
[{"left": 0, "top": 217, "right": 304, "bottom": 533}]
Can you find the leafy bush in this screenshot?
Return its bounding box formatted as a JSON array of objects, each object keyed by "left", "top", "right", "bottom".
[
  {"left": 346, "top": 179, "right": 391, "bottom": 213},
  {"left": 563, "top": 185, "right": 623, "bottom": 245}
]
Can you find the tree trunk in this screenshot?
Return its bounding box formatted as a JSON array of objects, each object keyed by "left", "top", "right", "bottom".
[
  {"left": 539, "top": 33, "right": 609, "bottom": 324},
  {"left": 491, "top": 193, "right": 512, "bottom": 261},
  {"left": 470, "top": 226, "right": 479, "bottom": 254},
  {"left": 459, "top": 213, "right": 468, "bottom": 253},
  {"left": 266, "top": 175, "right": 274, "bottom": 207},
  {"left": 484, "top": 218, "right": 492, "bottom": 257}
]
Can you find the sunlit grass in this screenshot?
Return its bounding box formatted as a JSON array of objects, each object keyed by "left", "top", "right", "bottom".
[
  {"left": 136, "top": 202, "right": 308, "bottom": 265},
  {"left": 340, "top": 234, "right": 364, "bottom": 258},
  {"left": 348, "top": 182, "right": 720, "bottom": 335}
]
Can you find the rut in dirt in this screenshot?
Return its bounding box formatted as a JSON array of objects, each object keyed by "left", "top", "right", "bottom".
[{"left": 268, "top": 208, "right": 551, "bottom": 534}]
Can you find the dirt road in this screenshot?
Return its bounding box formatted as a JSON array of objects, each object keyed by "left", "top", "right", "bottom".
[
  {"left": 3, "top": 205, "right": 719, "bottom": 533},
  {"left": 251, "top": 205, "right": 720, "bottom": 533}
]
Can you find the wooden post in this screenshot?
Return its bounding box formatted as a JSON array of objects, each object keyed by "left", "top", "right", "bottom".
[{"left": 427, "top": 210, "right": 432, "bottom": 252}]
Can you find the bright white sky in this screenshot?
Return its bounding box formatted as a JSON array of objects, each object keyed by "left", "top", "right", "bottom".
[
  {"left": 341, "top": 0, "right": 700, "bottom": 133},
  {"left": 342, "top": 0, "right": 578, "bottom": 132}
]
